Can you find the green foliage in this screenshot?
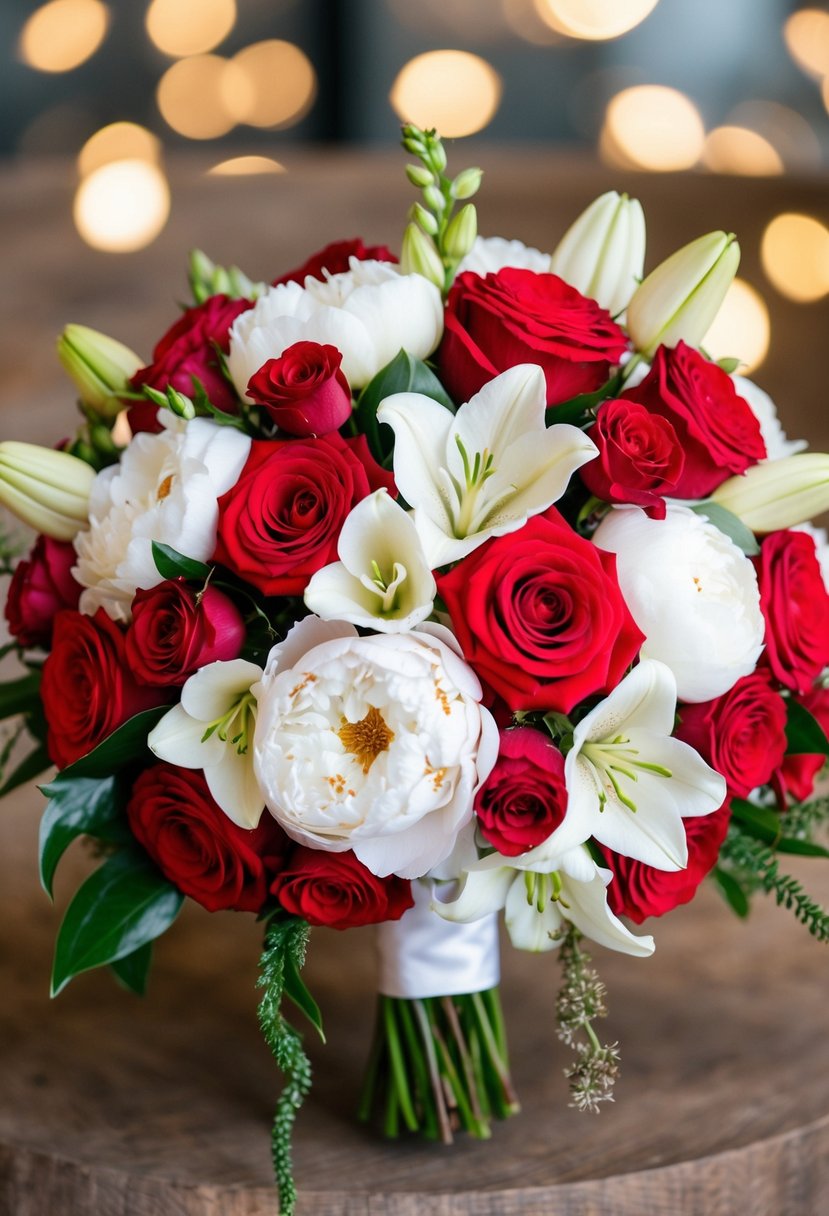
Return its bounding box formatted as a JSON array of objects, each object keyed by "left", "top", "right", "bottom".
[
  {"left": 111, "top": 941, "right": 153, "bottom": 995},
  {"left": 690, "top": 501, "right": 760, "bottom": 556},
  {"left": 151, "top": 541, "right": 211, "bottom": 583},
  {"left": 0, "top": 737, "right": 50, "bottom": 797},
  {"left": 729, "top": 797, "right": 829, "bottom": 858},
  {"left": 554, "top": 926, "right": 619, "bottom": 1112},
  {"left": 718, "top": 824, "right": 829, "bottom": 942},
  {"left": 355, "top": 349, "right": 454, "bottom": 466},
  {"left": 0, "top": 671, "right": 42, "bottom": 722},
  {"left": 785, "top": 698, "right": 829, "bottom": 757},
  {"left": 544, "top": 371, "right": 624, "bottom": 430}
]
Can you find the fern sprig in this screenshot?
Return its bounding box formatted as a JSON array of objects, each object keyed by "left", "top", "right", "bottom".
[{"left": 719, "top": 826, "right": 829, "bottom": 942}]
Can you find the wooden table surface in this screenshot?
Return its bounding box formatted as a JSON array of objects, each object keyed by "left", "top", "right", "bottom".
[{"left": 0, "top": 150, "right": 828, "bottom": 1216}]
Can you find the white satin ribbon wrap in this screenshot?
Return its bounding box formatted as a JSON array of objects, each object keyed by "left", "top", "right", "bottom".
[{"left": 377, "top": 880, "right": 500, "bottom": 999}]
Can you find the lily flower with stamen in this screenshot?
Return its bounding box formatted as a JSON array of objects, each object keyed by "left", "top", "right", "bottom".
[
  {"left": 377, "top": 364, "right": 597, "bottom": 568},
  {"left": 148, "top": 658, "right": 265, "bottom": 829}
]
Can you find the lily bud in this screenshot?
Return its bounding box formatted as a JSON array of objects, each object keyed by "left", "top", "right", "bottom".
[
  {"left": 549, "top": 190, "right": 645, "bottom": 316},
  {"left": 0, "top": 441, "right": 95, "bottom": 541},
  {"left": 444, "top": 204, "right": 478, "bottom": 261},
  {"left": 422, "top": 185, "right": 446, "bottom": 214},
  {"left": 400, "top": 222, "right": 445, "bottom": 289},
  {"left": 451, "top": 167, "right": 483, "bottom": 200},
  {"left": 627, "top": 231, "right": 740, "bottom": 357},
  {"left": 410, "top": 201, "right": 439, "bottom": 236},
  {"left": 188, "top": 248, "right": 264, "bottom": 304},
  {"left": 711, "top": 453, "right": 829, "bottom": 534},
  {"left": 406, "top": 163, "right": 434, "bottom": 189},
  {"left": 57, "top": 324, "right": 142, "bottom": 421}
]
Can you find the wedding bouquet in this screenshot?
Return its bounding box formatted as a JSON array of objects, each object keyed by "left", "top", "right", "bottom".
[{"left": 1, "top": 126, "right": 828, "bottom": 1215}]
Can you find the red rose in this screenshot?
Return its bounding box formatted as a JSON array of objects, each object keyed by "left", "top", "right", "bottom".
[
  {"left": 5, "top": 535, "right": 81, "bottom": 648},
  {"left": 779, "top": 685, "right": 829, "bottom": 803},
  {"left": 273, "top": 238, "right": 397, "bottom": 286},
  {"left": 474, "top": 727, "right": 567, "bottom": 856},
  {"left": 129, "top": 294, "right": 251, "bottom": 431},
  {"left": 127, "top": 764, "right": 289, "bottom": 913},
  {"left": 599, "top": 802, "right": 731, "bottom": 923},
  {"left": 438, "top": 509, "right": 644, "bottom": 713},
  {"left": 580, "top": 398, "right": 685, "bottom": 519},
  {"left": 213, "top": 433, "right": 394, "bottom": 596},
  {"left": 626, "top": 342, "right": 766, "bottom": 497},
  {"left": 125, "top": 581, "right": 245, "bottom": 687},
  {"left": 271, "top": 847, "right": 414, "bottom": 928},
  {"left": 675, "top": 671, "right": 787, "bottom": 799},
  {"left": 756, "top": 530, "right": 829, "bottom": 694},
  {"left": 41, "top": 608, "right": 162, "bottom": 768},
  {"left": 247, "top": 341, "right": 352, "bottom": 437},
  {"left": 439, "top": 268, "right": 628, "bottom": 407}
]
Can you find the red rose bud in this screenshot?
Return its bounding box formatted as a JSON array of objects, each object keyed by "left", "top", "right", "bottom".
[
  {"left": 779, "top": 685, "right": 829, "bottom": 803},
  {"left": 5, "top": 535, "right": 81, "bottom": 648},
  {"left": 581, "top": 398, "right": 685, "bottom": 518},
  {"left": 271, "top": 847, "right": 414, "bottom": 929},
  {"left": 675, "top": 671, "right": 788, "bottom": 800},
  {"left": 474, "top": 727, "right": 568, "bottom": 856},
  {"left": 438, "top": 508, "right": 643, "bottom": 714},
  {"left": 41, "top": 608, "right": 164, "bottom": 769},
  {"left": 247, "top": 341, "right": 352, "bottom": 437},
  {"left": 439, "top": 268, "right": 628, "bottom": 407},
  {"left": 756, "top": 530, "right": 829, "bottom": 694},
  {"left": 627, "top": 342, "right": 766, "bottom": 498},
  {"left": 272, "top": 238, "right": 397, "bottom": 286},
  {"left": 125, "top": 581, "right": 245, "bottom": 687},
  {"left": 128, "top": 764, "right": 289, "bottom": 913},
  {"left": 599, "top": 802, "right": 731, "bottom": 923}
]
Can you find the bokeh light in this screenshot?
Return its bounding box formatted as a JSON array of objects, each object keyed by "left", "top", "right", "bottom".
[
  {"left": 145, "top": 0, "right": 236, "bottom": 58},
  {"left": 783, "top": 8, "right": 829, "bottom": 79},
  {"left": 601, "top": 86, "right": 704, "bottom": 171},
  {"left": 703, "top": 278, "right": 770, "bottom": 374},
  {"left": 73, "top": 159, "right": 170, "bottom": 252},
  {"left": 533, "top": 0, "right": 660, "bottom": 40},
  {"left": 156, "top": 55, "right": 248, "bottom": 139},
  {"left": 208, "top": 156, "right": 286, "bottom": 175},
  {"left": 761, "top": 213, "right": 829, "bottom": 303},
  {"left": 726, "top": 100, "right": 822, "bottom": 171},
  {"left": 390, "top": 51, "right": 502, "bottom": 138},
  {"left": 78, "top": 122, "right": 162, "bottom": 177},
  {"left": 19, "top": 0, "right": 109, "bottom": 73},
  {"left": 702, "top": 126, "right": 783, "bottom": 176},
  {"left": 502, "top": 0, "right": 566, "bottom": 44},
  {"left": 230, "top": 41, "right": 317, "bottom": 129}
]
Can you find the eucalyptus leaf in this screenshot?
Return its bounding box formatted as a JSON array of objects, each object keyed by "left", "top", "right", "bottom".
[
  {"left": 785, "top": 698, "right": 829, "bottom": 757},
  {"left": 151, "top": 541, "right": 211, "bottom": 583},
  {"left": 111, "top": 941, "right": 154, "bottom": 995},
  {"left": 690, "top": 502, "right": 760, "bottom": 556}
]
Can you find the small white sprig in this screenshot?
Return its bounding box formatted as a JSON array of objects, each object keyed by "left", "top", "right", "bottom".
[{"left": 555, "top": 926, "right": 620, "bottom": 1113}]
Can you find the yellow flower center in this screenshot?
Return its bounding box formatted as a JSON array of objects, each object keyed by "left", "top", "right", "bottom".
[{"left": 338, "top": 705, "right": 395, "bottom": 774}]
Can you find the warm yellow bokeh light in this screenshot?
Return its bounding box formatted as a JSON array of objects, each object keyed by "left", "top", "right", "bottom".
[
  {"left": 602, "top": 85, "right": 704, "bottom": 172},
  {"left": 727, "top": 100, "right": 821, "bottom": 170},
  {"left": 534, "top": 0, "right": 659, "bottom": 40},
  {"left": 230, "top": 41, "right": 317, "bottom": 129},
  {"left": 703, "top": 278, "right": 770, "bottom": 374},
  {"left": 761, "top": 213, "right": 829, "bottom": 303},
  {"left": 208, "top": 156, "right": 286, "bottom": 176},
  {"left": 156, "top": 55, "right": 248, "bottom": 139},
  {"left": 78, "top": 123, "right": 162, "bottom": 178},
  {"left": 702, "top": 126, "right": 784, "bottom": 176},
  {"left": 73, "top": 159, "right": 170, "bottom": 253},
  {"left": 146, "top": 0, "right": 236, "bottom": 58},
  {"left": 784, "top": 8, "right": 829, "bottom": 79},
  {"left": 19, "top": 0, "right": 109, "bottom": 73},
  {"left": 390, "top": 51, "right": 502, "bottom": 138}
]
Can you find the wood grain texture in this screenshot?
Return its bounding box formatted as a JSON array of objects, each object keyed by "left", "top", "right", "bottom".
[{"left": 0, "top": 152, "right": 828, "bottom": 1214}]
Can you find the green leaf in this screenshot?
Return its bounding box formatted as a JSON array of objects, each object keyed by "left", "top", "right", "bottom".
[
  {"left": 0, "top": 741, "right": 50, "bottom": 798},
  {"left": 283, "top": 951, "right": 326, "bottom": 1042},
  {"left": 111, "top": 941, "right": 153, "bottom": 995},
  {"left": 690, "top": 502, "right": 760, "bottom": 556},
  {"left": 786, "top": 698, "right": 829, "bottom": 757},
  {"left": 151, "top": 541, "right": 211, "bottom": 583},
  {"left": 716, "top": 356, "right": 742, "bottom": 375},
  {"left": 712, "top": 866, "right": 750, "bottom": 917},
  {"left": 51, "top": 849, "right": 183, "bottom": 996},
  {"left": 355, "top": 349, "right": 454, "bottom": 464},
  {"left": 775, "top": 837, "right": 829, "bottom": 859},
  {"left": 49, "top": 706, "right": 168, "bottom": 781},
  {"left": 730, "top": 798, "right": 782, "bottom": 845},
  {"left": 0, "top": 671, "right": 42, "bottom": 721},
  {"left": 38, "top": 774, "right": 130, "bottom": 898},
  {"left": 545, "top": 372, "right": 624, "bottom": 429}
]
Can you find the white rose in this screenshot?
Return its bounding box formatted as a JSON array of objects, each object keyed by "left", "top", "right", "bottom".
[
  {"left": 226, "top": 259, "right": 443, "bottom": 394},
  {"left": 73, "top": 414, "right": 250, "bottom": 622},
  {"left": 593, "top": 505, "right": 764, "bottom": 703},
  {"left": 457, "top": 236, "right": 551, "bottom": 278},
  {"left": 253, "top": 616, "right": 498, "bottom": 880},
  {"left": 732, "top": 374, "right": 807, "bottom": 462}
]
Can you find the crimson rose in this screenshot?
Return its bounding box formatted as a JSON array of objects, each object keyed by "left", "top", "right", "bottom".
[
  {"left": 599, "top": 803, "right": 731, "bottom": 923},
  {"left": 626, "top": 342, "right": 766, "bottom": 497},
  {"left": 41, "top": 608, "right": 162, "bottom": 768},
  {"left": 272, "top": 238, "right": 397, "bottom": 286},
  {"left": 779, "top": 685, "right": 829, "bottom": 803},
  {"left": 5, "top": 535, "right": 81, "bottom": 648},
  {"left": 676, "top": 671, "right": 787, "bottom": 799},
  {"left": 271, "top": 847, "right": 414, "bottom": 928},
  {"left": 756, "top": 530, "right": 829, "bottom": 694},
  {"left": 213, "top": 433, "right": 394, "bottom": 596},
  {"left": 128, "top": 764, "right": 288, "bottom": 913},
  {"left": 438, "top": 508, "right": 644, "bottom": 713},
  {"left": 247, "top": 341, "right": 352, "bottom": 436},
  {"left": 474, "top": 727, "right": 567, "bottom": 856},
  {"left": 125, "top": 580, "right": 244, "bottom": 687},
  {"left": 580, "top": 398, "right": 685, "bottom": 518},
  {"left": 439, "top": 268, "right": 628, "bottom": 407}
]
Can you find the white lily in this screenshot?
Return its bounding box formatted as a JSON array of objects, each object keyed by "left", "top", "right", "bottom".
[
  {"left": 549, "top": 190, "right": 646, "bottom": 317},
  {"left": 148, "top": 658, "right": 264, "bottom": 830},
  {"left": 377, "top": 364, "right": 597, "bottom": 568},
  {"left": 304, "top": 489, "right": 436, "bottom": 632},
  {"left": 433, "top": 845, "right": 654, "bottom": 957}
]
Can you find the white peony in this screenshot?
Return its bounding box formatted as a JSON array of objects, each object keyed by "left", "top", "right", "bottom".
[
  {"left": 226, "top": 259, "right": 443, "bottom": 394},
  {"left": 73, "top": 413, "right": 250, "bottom": 622},
  {"left": 456, "top": 236, "right": 551, "bottom": 278},
  {"left": 593, "top": 505, "right": 764, "bottom": 703},
  {"left": 732, "top": 374, "right": 806, "bottom": 462},
  {"left": 253, "top": 616, "right": 498, "bottom": 880}
]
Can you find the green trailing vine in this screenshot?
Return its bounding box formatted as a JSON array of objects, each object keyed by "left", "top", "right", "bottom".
[
  {"left": 782, "top": 794, "right": 829, "bottom": 841},
  {"left": 555, "top": 926, "right": 620, "bottom": 1112},
  {"left": 718, "top": 825, "right": 829, "bottom": 943}
]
